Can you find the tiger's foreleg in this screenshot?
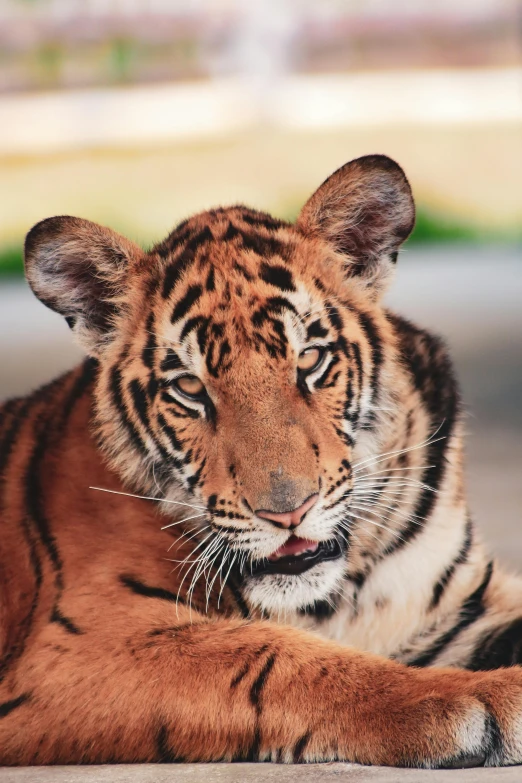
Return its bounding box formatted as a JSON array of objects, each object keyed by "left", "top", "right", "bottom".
[{"left": 3, "top": 612, "right": 522, "bottom": 767}]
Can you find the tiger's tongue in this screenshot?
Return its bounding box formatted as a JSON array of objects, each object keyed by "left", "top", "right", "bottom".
[{"left": 268, "top": 536, "right": 319, "bottom": 561}]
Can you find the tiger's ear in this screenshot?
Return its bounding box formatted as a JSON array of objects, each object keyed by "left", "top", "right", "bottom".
[
  {"left": 25, "top": 216, "right": 144, "bottom": 356},
  {"left": 297, "top": 155, "right": 415, "bottom": 297}
]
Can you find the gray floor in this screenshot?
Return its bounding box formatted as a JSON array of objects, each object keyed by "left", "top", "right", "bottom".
[
  {"left": 2, "top": 762, "right": 522, "bottom": 782},
  {"left": 0, "top": 245, "right": 521, "bottom": 782}
]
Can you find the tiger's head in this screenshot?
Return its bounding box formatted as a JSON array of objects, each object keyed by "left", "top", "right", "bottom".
[{"left": 25, "top": 154, "right": 415, "bottom": 615}]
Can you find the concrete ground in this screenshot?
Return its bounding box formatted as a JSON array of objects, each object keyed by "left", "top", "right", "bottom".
[
  {"left": 2, "top": 762, "right": 522, "bottom": 783},
  {"left": 0, "top": 245, "right": 521, "bottom": 781}
]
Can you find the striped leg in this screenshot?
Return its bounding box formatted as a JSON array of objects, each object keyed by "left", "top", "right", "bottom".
[{"left": 2, "top": 610, "right": 522, "bottom": 767}]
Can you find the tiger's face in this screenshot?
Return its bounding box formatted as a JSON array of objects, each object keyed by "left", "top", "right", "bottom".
[{"left": 25, "top": 155, "right": 415, "bottom": 614}]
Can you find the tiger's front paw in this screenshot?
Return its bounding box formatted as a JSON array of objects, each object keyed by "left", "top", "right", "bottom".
[
  {"left": 385, "top": 666, "right": 522, "bottom": 768},
  {"left": 465, "top": 667, "right": 522, "bottom": 767}
]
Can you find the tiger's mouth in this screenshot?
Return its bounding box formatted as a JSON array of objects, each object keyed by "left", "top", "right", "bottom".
[{"left": 250, "top": 535, "right": 343, "bottom": 577}]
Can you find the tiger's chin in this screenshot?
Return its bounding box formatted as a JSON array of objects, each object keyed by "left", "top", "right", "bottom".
[{"left": 241, "top": 554, "right": 347, "bottom": 616}]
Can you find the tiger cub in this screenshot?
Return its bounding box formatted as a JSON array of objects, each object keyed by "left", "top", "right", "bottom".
[{"left": 1, "top": 155, "right": 522, "bottom": 768}]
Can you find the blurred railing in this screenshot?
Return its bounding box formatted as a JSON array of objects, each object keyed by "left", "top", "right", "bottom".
[{"left": 0, "top": 0, "right": 519, "bottom": 92}]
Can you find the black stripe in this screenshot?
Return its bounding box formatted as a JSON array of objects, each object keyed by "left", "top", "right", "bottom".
[
  {"left": 381, "top": 318, "right": 460, "bottom": 556},
  {"left": 161, "top": 226, "right": 213, "bottom": 299},
  {"left": 141, "top": 313, "right": 156, "bottom": 369},
  {"left": 109, "top": 364, "right": 148, "bottom": 457},
  {"left": 186, "top": 457, "right": 207, "bottom": 491},
  {"left": 0, "top": 398, "right": 19, "bottom": 443},
  {"left": 180, "top": 316, "right": 209, "bottom": 344},
  {"left": 206, "top": 338, "right": 231, "bottom": 378},
  {"left": 354, "top": 309, "right": 383, "bottom": 424},
  {"left": 240, "top": 231, "right": 289, "bottom": 259},
  {"left": 385, "top": 412, "right": 457, "bottom": 557},
  {"left": 349, "top": 341, "right": 363, "bottom": 418},
  {"left": 306, "top": 319, "right": 329, "bottom": 340},
  {"left": 155, "top": 221, "right": 191, "bottom": 261},
  {"left": 1, "top": 365, "right": 95, "bottom": 682},
  {"left": 231, "top": 644, "right": 269, "bottom": 691},
  {"left": 0, "top": 400, "right": 31, "bottom": 480},
  {"left": 226, "top": 581, "right": 250, "bottom": 619},
  {"left": 224, "top": 221, "right": 241, "bottom": 242},
  {"left": 156, "top": 724, "right": 183, "bottom": 763},
  {"left": 260, "top": 262, "right": 295, "bottom": 292},
  {"left": 0, "top": 455, "right": 46, "bottom": 685},
  {"left": 0, "top": 517, "right": 43, "bottom": 685},
  {"left": 119, "top": 574, "right": 185, "bottom": 604},
  {"left": 61, "top": 359, "right": 98, "bottom": 422},
  {"left": 314, "top": 355, "right": 340, "bottom": 390},
  {"left": 24, "top": 359, "right": 97, "bottom": 580},
  {"left": 233, "top": 260, "right": 254, "bottom": 281},
  {"left": 0, "top": 692, "right": 31, "bottom": 719},
  {"left": 265, "top": 296, "right": 298, "bottom": 317},
  {"left": 0, "top": 369, "right": 71, "bottom": 486},
  {"left": 171, "top": 284, "right": 203, "bottom": 324},
  {"left": 298, "top": 599, "right": 338, "bottom": 620},
  {"left": 410, "top": 561, "right": 494, "bottom": 667},
  {"left": 156, "top": 412, "right": 183, "bottom": 453},
  {"left": 249, "top": 653, "right": 276, "bottom": 712},
  {"left": 292, "top": 731, "right": 311, "bottom": 763},
  {"left": 430, "top": 518, "right": 473, "bottom": 610},
  {"left": 230, "top": 661, "right": 251, "bottom": 689},
  {"left": 148, "top": 410, "right": 184, "bottom": 469},
  {"left": 26, "top": 361, "right": 97, "bottom": 584},
  {"left": 243, "top": 727, "right": 262, "bottom": 762},
  {"left": 484, "top": 713, "right": 504, "bottom": 762},
  {"left": 129, "top": 378, "right": 152, "bottom": 434},
  {"left": 147, "top": 624, "right": 195, "bottom": 638},
  {"left": 468, "top": 618, "right": 522, "bottom": 671},
  {"left": 51, "top": 605, "right": 83, "bottom": 635},
  {"left": 160, "top": 349, "right": 184, "bottom": 373},
  {"left": 160, "top": 391, "right": 200, "bottom": 419},
  {"left": 239, "top": 210, "right": 287, "bottom": 231},
  {"left": 205, "top": 267, "right": 215, "bottom": 292}
]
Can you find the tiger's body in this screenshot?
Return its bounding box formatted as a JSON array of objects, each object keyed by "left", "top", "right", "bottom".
[{"left": 1, "top": 155, "right": 522, "bottom": 767}]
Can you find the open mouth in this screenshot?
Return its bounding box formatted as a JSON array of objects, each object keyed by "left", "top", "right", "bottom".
[{"left": 250, "top": 535, "right": 343, "bottom": 577}]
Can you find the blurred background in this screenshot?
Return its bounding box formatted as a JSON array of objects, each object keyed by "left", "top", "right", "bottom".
[{"left": 0, "top": 0, "right": 521, "bottom": 566}]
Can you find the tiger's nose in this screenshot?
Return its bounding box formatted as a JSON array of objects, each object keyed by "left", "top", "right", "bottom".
[{"left": 256, "top": 494, "right": 319, "bottom": 529}]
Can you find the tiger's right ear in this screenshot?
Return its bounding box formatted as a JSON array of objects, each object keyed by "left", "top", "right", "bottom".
[
  {"left": 25, "top": 216, "right": 144, "bottom": 356},
  {"left": 297, "top": 155, "right": 415, "bottom": 298}
]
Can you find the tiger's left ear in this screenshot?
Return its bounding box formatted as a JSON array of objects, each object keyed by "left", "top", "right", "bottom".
[
  {"left": 25, "top": 216, "right": 145, "bottom": 357},
  {"left": 297, "top": 155, "right": 415, "bottom": 297}
]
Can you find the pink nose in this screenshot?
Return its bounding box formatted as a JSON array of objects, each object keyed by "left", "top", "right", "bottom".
[{"left": 256, "top": 494, "right": 319, "bottom": 529}]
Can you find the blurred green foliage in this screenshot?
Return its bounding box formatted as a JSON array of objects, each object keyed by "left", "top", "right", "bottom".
[
  {"left": 37, "top": 41, "right": 64, "bottom": 86},
  {"left": 0, "top": 207, "right": 518, "bottom": 279},
  {"left": 109, "top": 39, "right": 138, "bottom": 84},
  {"left": 408, "top": 208, "right": 485, "bottom": 244},
  {"left": 0, "top": 246, "right": 24, "bottom": 278}
]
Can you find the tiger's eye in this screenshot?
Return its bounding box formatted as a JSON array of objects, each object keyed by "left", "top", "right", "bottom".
[
  {"left": 175, "top": 375, "right": 205, "bottom": 398},
  {"left": 297, "top": 347, "right": 322, "bottom": 372}
]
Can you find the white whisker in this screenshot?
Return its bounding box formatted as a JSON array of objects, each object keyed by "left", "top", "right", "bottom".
[
  {"left": 166, "top": 523, "right": 211, "bottom": 552},
  {"left": 215, "top": 549, "right": 238, "bottom": 609},
  {"left": 354, "top": 465, "right": 435, "bottom": 479},
  {"left": 89, "top": 486, "right": 206, "bottom": 511},
  {"left": 176, "top": 533, "right": 220, "bottom": 609},
  {"left": 349, "top": 501, "right": 424, "bottom": 528},
  {"left": 350, "top": 513, "right": 407, "bottom": 544},
  {"left": 161, "top": 512, "right": 206, "bottom": 531},
  {"left": 352, "top": 421, "right": 446, "bottom": 474}
]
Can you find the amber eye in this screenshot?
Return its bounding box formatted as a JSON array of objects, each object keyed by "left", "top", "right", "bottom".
[
  {"left": 297, "top": 347, "right": 324, "bottom": 373},
  {"left": 174, "top": 375, "right": 205, "bottom": 399}
]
